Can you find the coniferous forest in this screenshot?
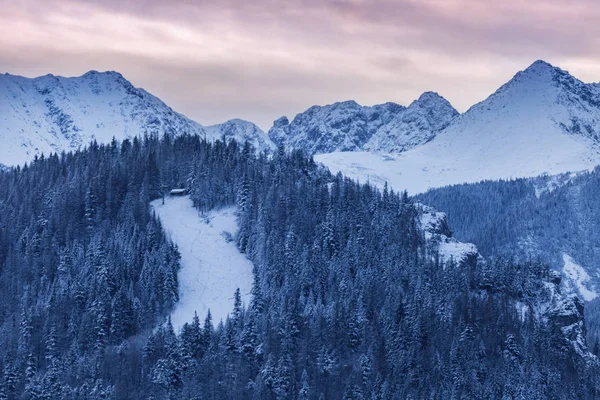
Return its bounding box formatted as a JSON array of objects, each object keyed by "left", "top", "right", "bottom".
[
  {"left": 0, "top": 135, "right": 599, "bottom": 399},
  {"left": 417, "top": 172, "right": 600, "bottom": 349}
]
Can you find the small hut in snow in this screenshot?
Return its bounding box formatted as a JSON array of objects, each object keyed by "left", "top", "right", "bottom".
[{"left": 169, "top": 188, "right": 188, "bottom": 196}]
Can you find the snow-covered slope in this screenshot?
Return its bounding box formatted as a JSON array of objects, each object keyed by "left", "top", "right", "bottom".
[
  {"left": 204, "top": 118, "right": 275, "bottom": 153},
  {"left": 0, "top": 71, "right": 205, "bottom": 165},
  {"left": 317, "top": 61, "right": 600, "bottom": 194},
  {"left": 268, "top": 92, "right": 457, "bottom": 154},
  {"left": 0, "top": 71, "right": 274, "bottom": 166},
  {"left": 562, "top": 253, "right": 598, "bottom": 302},
  {"left": 151, "top": 196, "right": 254, "bottom": 329}
]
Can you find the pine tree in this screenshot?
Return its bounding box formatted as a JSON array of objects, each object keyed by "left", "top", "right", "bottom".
[{"left": 298, "top": 369, "right": 310, "bottom": 400}]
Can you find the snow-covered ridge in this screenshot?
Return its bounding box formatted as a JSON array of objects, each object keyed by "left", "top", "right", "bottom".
[
  {"left": 417, "top": 204, "right": 593, "bottom": 358},
  {"left": 417, "top": 203, "right": 591, "bottom": 358},
  {"left": 0, "top": 71, "right": 273, "bottom": 166},
  {"left": 317, "top": 60, "right": 600, "bottom": 194},
  {"left": 537, "top": 273, "right": 592, "bottom": 359},
  {"left": 268, "top": 91, "right": 458, "bottom": 155}
]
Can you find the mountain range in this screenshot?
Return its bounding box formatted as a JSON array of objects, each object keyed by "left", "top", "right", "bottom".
[
  {"left": 1, "top": 60, "right": 600, "bottom": 397},
  {"left": 268, "top": 91, "right": 458, "bottom": 154},
  {"left": 316, "top": 60, "right": 600, "bottom": 193},
  {"left": 3, "top": 60, "right": 600, "bottom": 195},
  {"left": 0, "top": 71, "right": 272, "bottom": 166}
]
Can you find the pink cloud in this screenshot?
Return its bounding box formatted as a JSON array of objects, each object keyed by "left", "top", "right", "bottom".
[{"left": 1, "top": 0, "right": 600, "bottom": 129}]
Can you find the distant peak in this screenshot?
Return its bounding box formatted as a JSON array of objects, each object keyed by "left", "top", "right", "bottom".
[
  {"left": 222, "top": 118, "right": 255, "bottom": 126},
  {"left": 273, "top": 116, "right": 289, "bottom": 128},
  {"left": 227, "top": 118, "right": 246, "bottom": 124},
  {"left": 409, "top": 91, "right": 458, "bottom": 115},
  {"left": 530, "top": 59, "right": 554, "bottom": 68},
  {"left": 420, "top": 91, "right": 442, "bottom": 98},
  {"left": 516, "top": 60, "right": 577, "bottom": 82},
  {"left": 416, "top": 91, "right": 447, "bottom": 103},
  {"left": 82, "top": 70, "right": 125, "bottom": 79},
  {"left": 333, "top": 100, "right": 360, "bottom": 108}
]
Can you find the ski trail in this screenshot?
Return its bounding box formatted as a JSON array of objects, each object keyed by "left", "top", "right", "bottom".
[{"left": 150, "top": 196, "right": 253, "bottom": 330}]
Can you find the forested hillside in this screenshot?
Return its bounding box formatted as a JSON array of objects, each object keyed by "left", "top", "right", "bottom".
[
  {"left": 0, "top": 136, "right": 598, "bottom": 399},
  {"left": 417, "top": 171, "right": 600, "bottom": 299}
]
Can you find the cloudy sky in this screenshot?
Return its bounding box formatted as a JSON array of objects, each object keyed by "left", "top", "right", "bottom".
[{"left": 2, "top": 0, "right": 600, "bottom": 130}]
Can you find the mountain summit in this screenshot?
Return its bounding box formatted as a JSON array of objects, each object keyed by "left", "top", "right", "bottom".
[
  {"left": 0, "top": 71, "right": 205, "bottom": 165},
  {"left": 316, "top": 60, "right": 600, "bottom": 193},
  {"left": 268, "top": 93, "right": 458, "bottom": 154},
  {"left": 0, "top": 71, "right": 273, "bottom": 165}
]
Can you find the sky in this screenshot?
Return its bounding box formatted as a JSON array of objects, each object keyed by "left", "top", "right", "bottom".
[{"left": 2, "top": 0, "right": 600, "bottom": 130}]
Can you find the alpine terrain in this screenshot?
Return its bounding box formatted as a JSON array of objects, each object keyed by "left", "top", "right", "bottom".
[
  {"left": 313, "top": 60, "right": 600, "bottom": 193},
  {"left": 268, "top": 92, "right": 458, "bottom": 154},
  {"left": 1, "top": 60, "right": 600, "bottom": 399},
  {"left": 0, "top": 71, "right": 272, "bottom": 166}
]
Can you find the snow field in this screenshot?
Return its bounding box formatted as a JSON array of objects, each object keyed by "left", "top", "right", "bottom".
[{"left": 151, "top": 196, "right": 254, "bottom": 330}]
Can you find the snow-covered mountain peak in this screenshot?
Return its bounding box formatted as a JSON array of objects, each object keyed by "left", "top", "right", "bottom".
[
  {"left": 204, "top": 118, "right": 275, "bottom": 153},
  {"left": 0, "top": 71, "right": 207, "bottom": 165},
  {"left": 82, "top": 69, "right": 122, "bottom": 77},
  {"left": 268, "top": 93, "right": 458, "bottom": 154},
  {"left": 317, "top": 61, "right": 600, "bottom": 194},
  {"left": 272, "top": 116, "right": 290, "bottom": 129},
  {"left": 493, "top": 60, "right": 592, "bottom": 102},
  {"left": 523, "top": 59, "right": 560, "bottom": 74},
  {"left": 411, "top": 91, "right": 451, "bottom": 107},
  {"left": 499, "top": 60, "right": 568, "bottom": 88},
  {"left": 0, "top": 71, "right": 276, "bottom": 165}
]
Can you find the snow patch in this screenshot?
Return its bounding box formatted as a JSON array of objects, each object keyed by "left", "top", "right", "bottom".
[
  {"left": 418, "top": 205, "right": 478, "bottom": 265},
  {"left": 437, "top": 240, "right": 478, "bottom": 264},
  {"left": 562, "top": 253, "right": 598, "bottom": 301},
  {"left": 151, "top": 196, "right": 254, "bottom": 330},
  {"left": 515, "top": 301, "right": 529, "bottom": 322},
  {"left": 533, "top": 172, "right": 581, "bottom": 198}
]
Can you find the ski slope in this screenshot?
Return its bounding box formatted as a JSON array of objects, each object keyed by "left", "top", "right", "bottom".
[{"left": 151, "top": 196, "right": 253, "bottom": 330}]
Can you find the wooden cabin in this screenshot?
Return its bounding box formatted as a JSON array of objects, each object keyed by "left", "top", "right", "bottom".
[{"left": 169, "top": 188, "right": 188, "bottom": 196}]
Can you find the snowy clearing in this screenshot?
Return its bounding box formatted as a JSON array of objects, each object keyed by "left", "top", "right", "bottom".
[
  {"left": 562, "top": 253, "right": 598, "bottom": 301},
  {"left": 151, "top": 196, "right": 254, "bottom": 330}
]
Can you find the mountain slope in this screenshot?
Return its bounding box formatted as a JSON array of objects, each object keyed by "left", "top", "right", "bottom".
[
  {"left": 0, "top": 71, "right": 274, "bottom": 165},
  {"left": 0, "top": 71, "right": 206, "bottom": 165},
  {"left": 316, "top": 60, "right": 600, "bottom": 194},
  {"left": 418, "top": 201, "right": 592, "bottom": 360},
  {"left": 268, "top": 91, "right": 457, "bottom": 154},
  {"left": 416, "top": 169, "right": 600, "bottom": 302},
  {"left": 204, "top": 118, "right": 275, "bottom": 153}
]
